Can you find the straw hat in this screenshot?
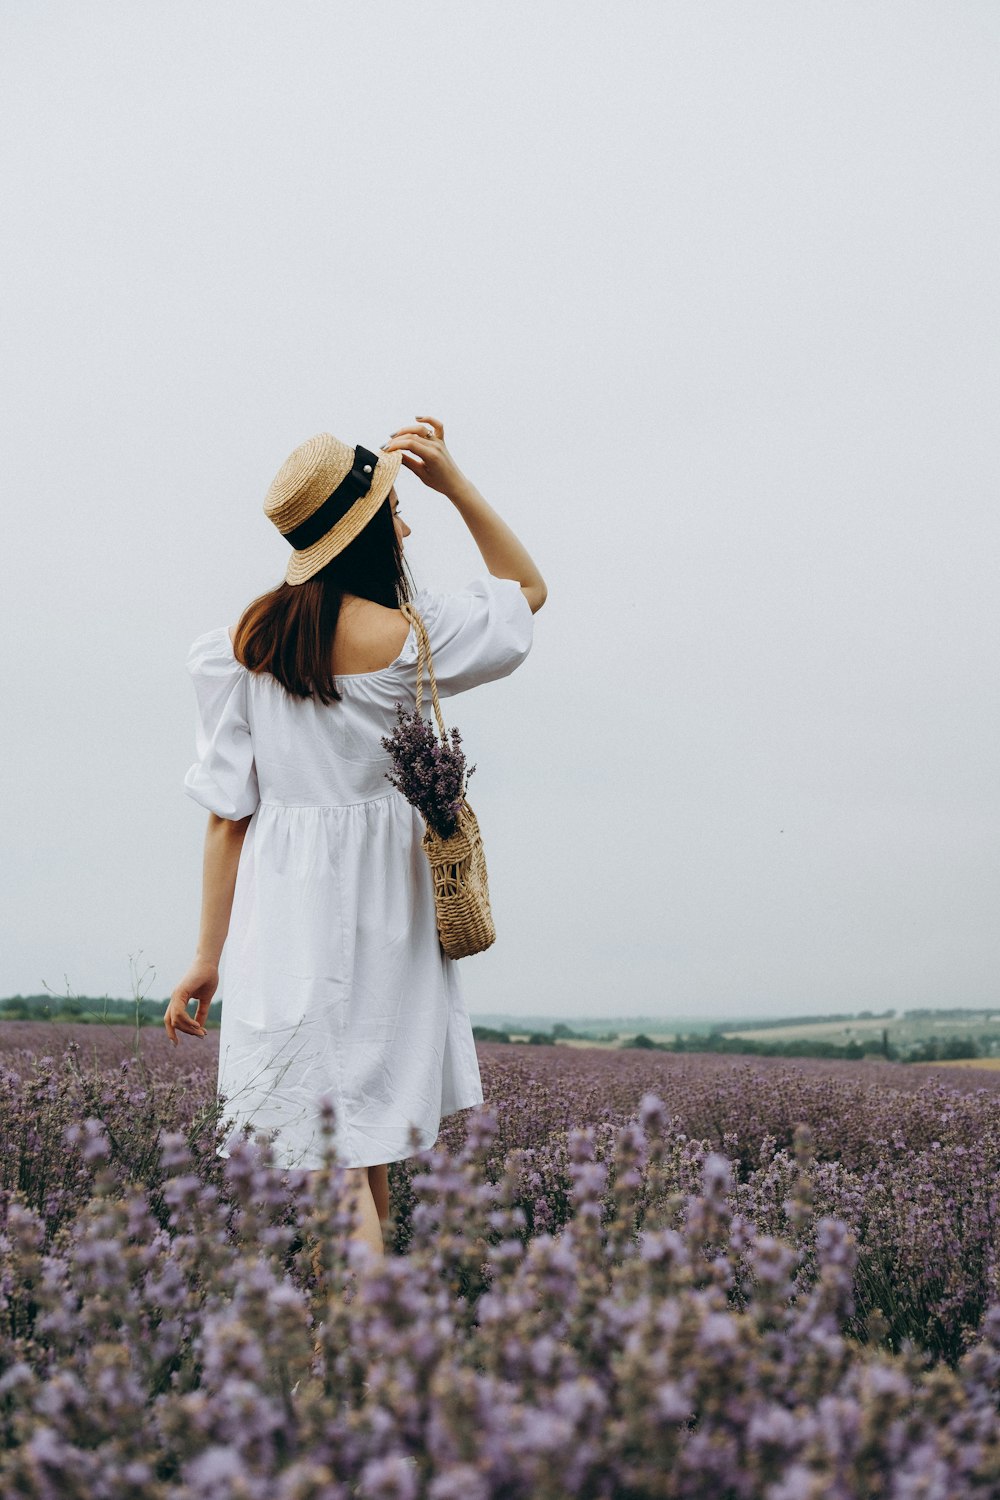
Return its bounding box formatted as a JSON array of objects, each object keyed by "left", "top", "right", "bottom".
[{"left": 263, "top": 432, "right": 403, "bottom": 586}]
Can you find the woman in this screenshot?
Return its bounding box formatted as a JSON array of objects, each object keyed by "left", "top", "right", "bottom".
[{"left": 165, "top": 415, "right": 546, "bottom": 1259}]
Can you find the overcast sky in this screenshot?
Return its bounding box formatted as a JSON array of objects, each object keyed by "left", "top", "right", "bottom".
[{"left": 2, "top": 3, "right": 997, "bottom": 1022}]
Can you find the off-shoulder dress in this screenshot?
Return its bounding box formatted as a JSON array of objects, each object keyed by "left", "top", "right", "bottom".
[{"left": 182, "top": 573, "right": 533, "bottom": 1169}]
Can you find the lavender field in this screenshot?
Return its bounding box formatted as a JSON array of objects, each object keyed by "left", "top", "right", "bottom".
[{"left": 2, "top": 1022, "right": 1000, "bottom": 1497}]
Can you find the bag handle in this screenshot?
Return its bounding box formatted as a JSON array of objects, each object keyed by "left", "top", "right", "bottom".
[{"left": 399, "top": 602, "right": 450, "bottom": 745}]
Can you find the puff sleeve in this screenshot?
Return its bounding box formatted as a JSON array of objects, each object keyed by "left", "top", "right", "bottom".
[
  {"left": 401, "top": 574, "right": 534, "bottom": 698},
  {"left": 183, "top": 629, "right": 261, "bottom": 820}
]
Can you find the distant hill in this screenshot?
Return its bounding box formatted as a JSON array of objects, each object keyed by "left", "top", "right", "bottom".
[{"left": 470, "top": 1012, "right": 704, "bottom": 1036}]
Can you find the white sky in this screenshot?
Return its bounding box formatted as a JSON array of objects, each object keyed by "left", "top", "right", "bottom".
[{"left": 2, "top": 2, "right": 997, "bottom": 1021}]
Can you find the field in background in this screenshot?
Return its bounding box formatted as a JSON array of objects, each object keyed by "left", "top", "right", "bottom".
[
  {"left": 498, "top": 1013, "right": 1000, "bottom": 1064},
  {"left": 910, "top": 1056, "right": 1000, "bottom": 1071},
  {"left": 721, "top": 1015, "right": 1000, "bottom": 1048},
  {"left": 723, "top": 1018, "right": 894, "bottom": 1042},
  {"left": 5, "top": 1001, "right": 1000, "bottom": 1067}
]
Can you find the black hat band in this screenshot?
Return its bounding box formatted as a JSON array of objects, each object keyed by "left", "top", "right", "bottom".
[{"left": 283, "top": 445, "right": 381, "bottom": 551}]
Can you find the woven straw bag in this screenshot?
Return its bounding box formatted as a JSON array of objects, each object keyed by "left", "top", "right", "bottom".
[{"left": 399, "top": 602, "right": 496, "bottom": 959}]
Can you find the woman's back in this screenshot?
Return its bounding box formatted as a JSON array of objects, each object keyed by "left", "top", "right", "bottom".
[
  {"left": 185, "top": 574, "right": 533, "bottom": 815},
  {"left": 328, "top": 594, "right": 411, "bottom": 677}
]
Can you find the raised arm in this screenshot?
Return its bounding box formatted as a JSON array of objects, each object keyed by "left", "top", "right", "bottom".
[{"left": 384, "top": 416, "right": 548, "bottom": 614}]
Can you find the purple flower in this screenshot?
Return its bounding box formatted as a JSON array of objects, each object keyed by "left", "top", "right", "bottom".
[
  {"left": 63, "top": 1117, "right": 110, "bottom": 1164},
  {"left": 428, "top": 1466, "right": 490, "bottom": 1500},
  {"left": 381, "top": 703, "right": 476, "bottom": 839},
  {"left": 357, "top": 1453, "right": 420, "bottom": 1499}
]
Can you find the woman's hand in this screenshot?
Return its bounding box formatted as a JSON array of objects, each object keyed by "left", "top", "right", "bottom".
[
  {"left": 164, "top": 960, "right": 218, "bottom": 1045},
  {"left": 383, "top": 416, "right": 466, "bottom": 498},
  {"left": 167, "top": 813, "right": 249, "bottom": 1048},
  {"left": 386, "top": 413, "right": 547, "bottom": 610}
]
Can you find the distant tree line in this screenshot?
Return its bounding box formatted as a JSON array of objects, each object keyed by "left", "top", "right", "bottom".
[
  {"left": 900, "top": 1035, "right": 988, "bottom": 1062},
  {"left": 0, "top": 995, "right": 221, "bottom": 1027},
  {"left": 622, "top": 1031, "right": 893, "bottom": 1060},
  {"left": 7, "top": 1000, "right": 991, "bottom": 1063},
  {"left": 903, "top": 1007, "right": 1000, "bottom": 1020},
  {"left": 621, "top": 1029, "right": 990, "bottom": 1063},
  {"left": 471, "top": 1022, "right": 620, "bottom": 1046},
  {"left": 471, "top": 1020, "right": 996, "bottom": 1063}
]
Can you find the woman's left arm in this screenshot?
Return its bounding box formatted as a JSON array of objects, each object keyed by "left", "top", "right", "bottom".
[{"left": 164, "top": 812, "right": 252, "bottom": 1045}]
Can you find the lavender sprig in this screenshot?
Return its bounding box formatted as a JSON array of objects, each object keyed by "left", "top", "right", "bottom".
[{"left": 381, "top": 702, "right": 476, "bottom": 840}]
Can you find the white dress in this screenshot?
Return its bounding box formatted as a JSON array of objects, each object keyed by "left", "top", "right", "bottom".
[{"left": 183, "top": 573, "right": 533, "bottom": 1170}]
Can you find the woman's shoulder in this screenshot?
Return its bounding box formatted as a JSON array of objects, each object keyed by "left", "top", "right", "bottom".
[
  {"left": 406, "top": 575, "right": 528, "bottom": 621},
  {"left": 395, "top": 576, "right": 534, "bottom": 694},
  {"left": 186, "top": 624, "right": 244, "bottom": 678},
  {"left": 411, "top": 575, "right": 533, "bottom": 637}
]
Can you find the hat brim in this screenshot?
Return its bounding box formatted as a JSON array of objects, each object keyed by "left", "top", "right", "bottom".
[{"left": 283, "top": 446, "right": 403, "bottom": 586}]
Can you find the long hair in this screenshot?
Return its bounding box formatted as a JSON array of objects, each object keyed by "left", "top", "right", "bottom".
[{"left": 233, "top": 496, "right": 413, "bottom": 704}]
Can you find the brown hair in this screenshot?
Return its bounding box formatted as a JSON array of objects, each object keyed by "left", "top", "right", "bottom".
[{"left": 233, "top": 497, "right": 413, "bottom": 704}]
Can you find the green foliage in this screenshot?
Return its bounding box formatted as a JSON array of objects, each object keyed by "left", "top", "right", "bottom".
[
  {"left": 0, "top": 993, "right": 222, "bottom": 1029},
  {"left": 652, "top": 1031, "right": 903, "bottom": 1062},
  {"left": 905, "top": 1035, "right": 982, "bottom": 1063},
  {"left": 471, "top": 1025, "right": 511, "bottom": 1044}
]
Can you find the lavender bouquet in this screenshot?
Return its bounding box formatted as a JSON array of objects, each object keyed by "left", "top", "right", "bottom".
[{"left": 381, "top": 702, "right": 476, "bottom": 841}]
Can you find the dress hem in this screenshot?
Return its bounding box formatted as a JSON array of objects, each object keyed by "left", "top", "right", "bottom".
[{"left": 213, "top": 1093, "right": 486, "bottom": 1172}]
